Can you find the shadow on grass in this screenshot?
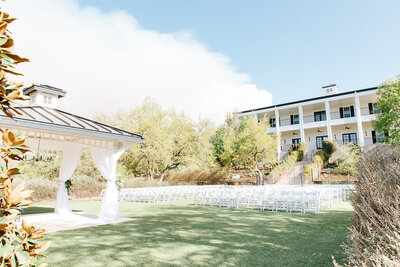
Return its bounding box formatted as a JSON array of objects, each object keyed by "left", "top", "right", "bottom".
[
  {"left": 42, "top": 200, "right": 353, "bottom": 267},
  {"left": 22, "top": 206, "right": 84, "bottom": 215},
  {"left": 22, "top": 206, "right": 54, "bottom": 215}
]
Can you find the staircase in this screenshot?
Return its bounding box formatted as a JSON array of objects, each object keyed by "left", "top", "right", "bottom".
[{"left": 276, "top": 150, "right": 316, "bottom": 185}]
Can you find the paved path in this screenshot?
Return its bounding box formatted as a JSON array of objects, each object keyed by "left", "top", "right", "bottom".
[{"left": 276, "top": 161, "right": 306, "bottom": 185}]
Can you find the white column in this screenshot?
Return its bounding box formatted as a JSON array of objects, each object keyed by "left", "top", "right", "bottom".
[
  {"left": 253, "top": 113, "right": 258, "bottom": 122},
  {"left": 325, "top": 101, "right": 333, "bottom": 140},
  {"left": 275, "top": 108, "right": 281, "bottom": 161},
  {"left": 354, "top": 95, "right": 365, "bottom": 148},
  {"left": 298, "top": 105, "right": 305, "bottom": 142}
]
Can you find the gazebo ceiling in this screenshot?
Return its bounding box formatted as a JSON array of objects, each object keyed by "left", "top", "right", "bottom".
[{"left": 0, "top": 106, "right": 143, "bottom": 144}]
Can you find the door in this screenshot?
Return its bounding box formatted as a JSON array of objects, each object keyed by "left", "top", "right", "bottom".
[
  {"left": 292, "top": 138, "right": 301, "bottom": 150},
  {"left": 342, "top": 133, "right": 357, "bottom": 145},
  {"left": 316, "top": 136, "right": 328, "bottom": 149}
]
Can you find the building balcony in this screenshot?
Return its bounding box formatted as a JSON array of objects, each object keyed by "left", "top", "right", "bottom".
[{"left": 266, "top": 106, "right": 379, "bottom": 132}]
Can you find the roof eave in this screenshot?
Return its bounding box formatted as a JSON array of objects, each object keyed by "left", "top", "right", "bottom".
[
  {"left": 239, "top": 86, "right": 378, "bottom": 114},
  {"left": 0, "top": 117, "right": 144, "bottom": 144}
]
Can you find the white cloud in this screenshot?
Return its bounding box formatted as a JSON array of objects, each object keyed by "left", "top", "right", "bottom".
[{"left": 6, "top": 0, "right": 272, "bottom": 124}]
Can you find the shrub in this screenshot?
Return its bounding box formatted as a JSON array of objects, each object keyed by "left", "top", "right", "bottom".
[
  {"left": 296, "top": 150, "right": 304, "bottom": 161},
  {"left": 268, "top": 152, "right": 298, "bottom": 183},
  {"left": 298, "top": 142, "right": 308, "bottom": 153},
  {"left": 333, "top": 145, "right": 361, "bottom": 176},
  {"left": 69, "top": 175, "right": 105, "bottom": 199},
  {"left": 165, "top": 170, "right": 227, "bottom": 185},
  {"left": 75, "top": 151, "right": 103, "bottom": 181},
  {"left": 121, "top": 177, "right": 177, "bottom": 188},
  {"left": 18, "top": 158, "right": 61, "bottom": 180},
  {"left": 315, "top": 150, "right": 329, "bottom": 163},
  {"left": 13, "top": 175, "right": 106, "bottom": 202},
  {"left": 13, "top": 177, "right": 58, "bottom": 202},
  {"left": 18, "top": 151, "right": 103, "bottom": 181},
  {"left": 304, "top": 154, "right": 324, "bottom": 179},
  {"left": 296, "top": 142, "right": 308, "bottom": 161},
  {"left": 344, "top": 145, "right": 400, "bottom": 266},
  {"left": 322, "top": 139, "right": 336, "bottom": 155}
]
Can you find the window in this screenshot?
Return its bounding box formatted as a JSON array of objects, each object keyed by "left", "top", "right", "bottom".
[
  {"left": 316, "top": 136, "right": 328, "bottom": 149},
  {"left": 342, "top": 133, "right": 357, "bottom": 145},
  {"left": 372, "top": 130, "right": 388, "bottom": 144},
  {"left": 292, "top": 138, "right": 301, "bottom": 150},
  {"left": 269, "top": 118, "right": 276, "bottom": 128},
  {"left": 44, "top": 95, "right": 53, "bottom": 105},
  {"left": 340, "top": 106, "right": 354, "bottom": 118},
  {"left": 368, "top": 103, "right": 381, "bottom": 114},
  {"left": 30, "top": 96, "right": 36, "bottom": 105},
  {"left": 314, "top": 111, "right": 326, "bottom": 122},
  {"left": 290, "top": 114, "right": 299, "bottom": 125}
]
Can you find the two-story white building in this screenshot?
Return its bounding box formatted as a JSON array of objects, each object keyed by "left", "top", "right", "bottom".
[{"left": 237, "top": 84, "right": 385, "bottom": 160}]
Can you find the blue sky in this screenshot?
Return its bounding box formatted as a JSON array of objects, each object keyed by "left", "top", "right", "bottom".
[{"left": 76, "top": 0, "right": 400, "bottom": 105}]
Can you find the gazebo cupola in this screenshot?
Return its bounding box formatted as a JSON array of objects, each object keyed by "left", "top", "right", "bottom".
[{"left": 23, "top": 84, "right": 67, "bottom": 108}]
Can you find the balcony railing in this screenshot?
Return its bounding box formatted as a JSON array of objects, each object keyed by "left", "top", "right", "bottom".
[
  {"left": 279, "top": 118, "right": 292, "bottom": 126},
  {"left": 303, "top": 115, "right": 315, "bottom": 123},
  {"left": 330, "top": 111, "right": 342, "bottom": 120},
  {"left": 361, "top": 107, "right": 381, "bottom": 116},
  {"left": 268, "top": 106, "right": 378, "bottom": 128}
]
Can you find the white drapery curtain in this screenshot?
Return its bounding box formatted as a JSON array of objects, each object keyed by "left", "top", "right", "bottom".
[
  {"left": 55, "top": 143, "right": 83, "bottom": 215},
  {"left": 90, "top": 143, "right": 130, "bottom": 222}
]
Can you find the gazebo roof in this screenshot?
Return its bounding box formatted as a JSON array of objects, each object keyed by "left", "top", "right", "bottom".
[{"left": 0, "top": 106, "right": 143, "bottom": 144}]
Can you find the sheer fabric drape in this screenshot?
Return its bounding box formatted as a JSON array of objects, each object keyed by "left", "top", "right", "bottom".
[
  {"left": 90, "top": 144, "right": 129, "bottom": 222},
  {"left": 55, "top": 143, "right": 83, "bottom": 215}
]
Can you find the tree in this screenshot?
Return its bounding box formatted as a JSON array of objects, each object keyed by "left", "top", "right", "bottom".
[
  {"left": 234, "top": 116, "right": 277, "bottom": 184},
  {"left": 374, "top": 74, "right": 400, "bottom": 144},
  {"left": 217, "top": 115, "right": 277, "bottom": 184},
  {"left": 96, "top": 98, "right": 215, "bottom": 182},
  {"left": 0, "top": 6, "right": 50, "bottom": 267},
  {"left": 210, "top": 126, "right": 227, "bottom": 167}
]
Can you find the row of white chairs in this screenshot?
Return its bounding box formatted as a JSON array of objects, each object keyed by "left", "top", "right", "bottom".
[
  {"left": 116, "top": 185, "right": 222, "bottom": 203},
  {"left": 100, "top": 184, "right": 353, "bottom": 214},
  {"left": 194, "top": 185, "right": 353, "bottom": 213}
]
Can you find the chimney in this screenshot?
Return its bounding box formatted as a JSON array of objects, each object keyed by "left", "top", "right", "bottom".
[
  {"left": 22, "top": 84, "right": 66, "bottom": 108},
  {"left": 322, "top": 84, "right": 339, "bottom": 96}
]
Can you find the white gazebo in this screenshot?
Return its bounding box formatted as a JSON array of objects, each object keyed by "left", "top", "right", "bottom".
[{"left": 0, "top": 84, "right": 143, "bottom": 223}]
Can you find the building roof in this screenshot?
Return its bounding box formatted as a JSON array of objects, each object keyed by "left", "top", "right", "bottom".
[
  {"left": 239, "top": 86, "right": 378, "bottom": 114},
  {"left": 0, "top": 106, "right": 143, "bottom": 143},
  {"left": 23, "top": 84, "right": 67, "bottom": 98}
]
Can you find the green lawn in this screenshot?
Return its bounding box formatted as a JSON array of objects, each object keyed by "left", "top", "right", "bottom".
[{"left": 26, "top": 200, "right": 353, "bottom": 267}]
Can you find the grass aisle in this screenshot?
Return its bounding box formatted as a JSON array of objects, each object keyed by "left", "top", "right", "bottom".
[{"left": 27, "top": 200, "right": 353, "bottom": 267}]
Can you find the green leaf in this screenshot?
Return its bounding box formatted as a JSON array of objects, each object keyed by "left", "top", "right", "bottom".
[
  {"left": 0, "top": 37, "right": 7, "bottom": 46},
  {"left": 1, "top": 53, "right": 15, "bottom": 64},
  {"left": 1, "top": 241, "right": 14, "bottom": 258},
  {"left": 10, "top": 148, "right": 23, "bottom": 155}
]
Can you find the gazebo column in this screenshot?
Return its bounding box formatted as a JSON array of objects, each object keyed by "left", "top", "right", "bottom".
[
  {"left": 55, "top": 143, "right": 83, "bottom": 215},
  {"left": 90, "top": 142, "right": 130, "bottom": 222}
]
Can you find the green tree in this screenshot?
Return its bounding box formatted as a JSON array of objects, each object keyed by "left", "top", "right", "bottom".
[
  {"left": 235, "top": 116, "right": 277, "bottom": 184},
  {"left": 374, "top": 74, "right": 400, "bottom": 144},
  {"left": 96, "top": 98, "right": 215, "bottom": 182},
  {"left": 218, "top": 115, "right": 277, "bottom": 184},
  {"left": 210, "top": 126, "right": 227, "bottom": 167}
]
